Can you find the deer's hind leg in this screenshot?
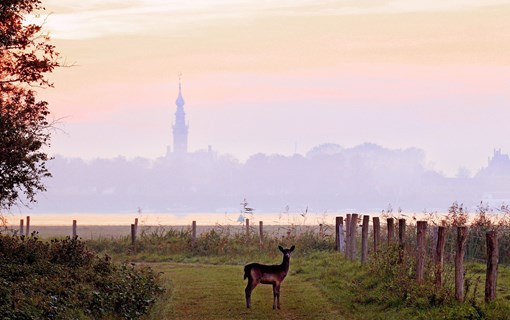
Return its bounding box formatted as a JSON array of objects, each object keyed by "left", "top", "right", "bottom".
[{"left": 245, "top": 278, "right": 259, "bottom": 309}]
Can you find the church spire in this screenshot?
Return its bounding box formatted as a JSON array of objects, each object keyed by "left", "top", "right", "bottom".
[
  {"left": 176, "top": 73, "right": 185, "bottom": 108},
  {"left": 172, "top": 73, "right": 189, "bottom": 154}
]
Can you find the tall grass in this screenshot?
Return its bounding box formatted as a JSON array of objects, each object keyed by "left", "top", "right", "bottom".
[{"left": 86, "top": 221, "right": 335, "bottom": 264}]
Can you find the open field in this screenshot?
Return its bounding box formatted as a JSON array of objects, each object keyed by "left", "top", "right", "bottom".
[
  {"left": 21, "top": 224, "right": 329, "bottom": 239},
  {"left": 5, "top": 213, "right": 510, "bottom": 319},
  {"left": 142, "top": 253, "right": 510, "bottom": 320},
  {"left": 6, "top": 211, "right": 334, "bottom": 239},
  {"left": 7, "top": 211, "right": 337, "bottom": 226},
  {"left": 147, "top": 262, "right": 346, "bottom": 320}
]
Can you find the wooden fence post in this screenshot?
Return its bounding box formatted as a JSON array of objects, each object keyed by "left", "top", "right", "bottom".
[
  {"left": 335, "top": 217, "right": 343, "bottom": 252},
  {"left": 26, "top": 216, "right": 30, "bottom": 236},
  {"left": 387, "top": 218, "right": 394, "bottom": 245},
  {"left": 398, "top": 219, "right": 406, "bottom": 244},
  {"left": 339, "top": 218, "right": 344, "bottom": 253},
  {"left": 134, "top": 218, "right": 139, "bottom": 235},
  {"left": 455, "top": 226, "right": 468, "bottom": 302},
  {"left": 398, "top": 218, "right": 406, "bottom": 263},
  {"left": 246, "top": 219, "right": 250, "bottom": 237},
  {"left": 19, "top": 219, "right": 24, "bottom": 236},
  {"left": 485, "top": 230, "right": 498, "bottom": 303},
  {"left": 131, "top": 224, "right": 136, "bottom": 245},
  {"left": 435, "top": 226, "right": 447, "bottom": 290},
  {"left": 192, "top": 221, "right": 197, "bottom": 246},
  {"left": 72, "top": 220, "right": 77, "bottom": 238},
  {"left": 259, "top": 221, "right": 264, "bottom": 245},
  {"left": 416, "top": 221, "right": 427, "bottom": 283},
  {"left": 350, "top": 214, "right": 358, "bottom": 261},
  {"left": 361, "top": 215, "right": 369, "bottom": 264},
  {"left": 345, "top": 214, "right": 351, "bottom": 259},
  {"left": 373, "top": 217, "right": 380, "bottom": 254}
]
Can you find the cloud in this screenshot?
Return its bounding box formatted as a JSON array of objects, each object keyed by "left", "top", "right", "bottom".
[{"left": 38, "top": 0, "right": 510, "bottom": 39}]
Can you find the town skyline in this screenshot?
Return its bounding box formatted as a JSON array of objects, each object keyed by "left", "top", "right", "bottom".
[{"left": 33, "top": 0, "right": 510, "bottom": 177}]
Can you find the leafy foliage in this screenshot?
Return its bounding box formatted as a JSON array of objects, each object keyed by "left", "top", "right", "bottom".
[
  {"left": 0, "top": 234, "right": 164, "bottom": 319},
  {"left": 1, "top": 0, "right": 60, "bottom": 211}
]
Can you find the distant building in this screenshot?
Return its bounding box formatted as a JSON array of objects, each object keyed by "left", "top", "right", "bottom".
[
  {"left": 478, "top": 149, "right": 510, "bottom": 177},
  {"left": 168, "top": 78, "right": 189, "bottom": 155},
  {"left": 477, "top": 149, "right": 510, "bottom": 207}
]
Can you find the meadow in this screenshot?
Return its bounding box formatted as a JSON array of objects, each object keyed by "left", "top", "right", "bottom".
[
  {"left": 6, "top": 206, "right": 510, "bottom": 319},
  {"left": 88, "top": 212, "right": 510, "bottom": 319}
]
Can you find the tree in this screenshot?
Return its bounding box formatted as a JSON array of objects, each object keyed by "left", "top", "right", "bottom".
[{"left": 1, "top": 0, "right": 59, "bottom": 213}]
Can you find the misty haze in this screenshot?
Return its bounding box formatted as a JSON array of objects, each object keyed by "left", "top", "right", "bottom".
[
  {"left": 32, "top": 78, "right": 510, "bottom": 215},
  {"left": 33, "top": 144, "right": 510, "bottom": 214}
]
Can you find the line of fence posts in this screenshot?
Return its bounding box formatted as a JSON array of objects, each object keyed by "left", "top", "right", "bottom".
[
  {"left": 71, "top": 214, "right": 499, "bottom": 303},
  {"left": 10, "top": 214, "right": 502, "bottom": 303},
  {"left": 18, "top": 216, "right": 32, "bottom": 236},
  {"left": 339, "top": 215, "right": 500, "bottom": 304}
]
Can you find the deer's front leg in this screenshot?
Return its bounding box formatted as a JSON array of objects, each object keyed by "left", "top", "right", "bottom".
[
  {"left": 275, "top": 283, "right": 281, "bottom": 309},
  {"left": 272, "top": 283, "right": 277, "bottom": 309}
]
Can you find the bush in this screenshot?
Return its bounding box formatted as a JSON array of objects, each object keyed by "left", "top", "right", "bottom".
[{"left": 0, "top": 234, "right": 164, "bottom": 319}]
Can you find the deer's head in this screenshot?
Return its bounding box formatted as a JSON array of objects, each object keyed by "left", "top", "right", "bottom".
[{"left": 278, "top": 245, "right": 295, "bottom": 259}]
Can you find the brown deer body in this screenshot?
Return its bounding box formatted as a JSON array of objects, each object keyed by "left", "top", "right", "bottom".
[{"left": 244, "top": 245, "right": 295, "bottom": 309}]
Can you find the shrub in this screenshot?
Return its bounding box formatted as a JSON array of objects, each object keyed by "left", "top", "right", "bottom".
[{"left": 0, "top": 234, "right": 164, "bottom": 319}]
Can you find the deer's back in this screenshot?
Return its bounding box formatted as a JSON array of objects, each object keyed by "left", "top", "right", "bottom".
[{"left": 245, "top": 263, "right": 288, "bottom": 284}]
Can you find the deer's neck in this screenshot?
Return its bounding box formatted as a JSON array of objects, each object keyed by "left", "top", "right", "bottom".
[{"left": 280, "top": 256, "right": 290, "bottom": 272}]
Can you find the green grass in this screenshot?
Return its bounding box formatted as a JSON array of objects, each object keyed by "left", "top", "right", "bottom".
[
  {"left": 17, "top": 223, "right": 510, "bottom": 319},
  {"left": 146, "top": 262, "right": 345, "bottom": 320},
  {"left": 141, "top": 252, "right": 510, "bottom": 320},
  {"left": 65, "top": 225, "right": 510, "bottom": 319}
]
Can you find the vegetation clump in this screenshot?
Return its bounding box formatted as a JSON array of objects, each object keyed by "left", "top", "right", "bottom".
[{"left": 0, "top": 234, "right": 164, "bottom": 319}]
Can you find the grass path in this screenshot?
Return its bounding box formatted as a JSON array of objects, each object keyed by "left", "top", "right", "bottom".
[{"left": 147, "top": 263, "right": 346, "bottom": 320}]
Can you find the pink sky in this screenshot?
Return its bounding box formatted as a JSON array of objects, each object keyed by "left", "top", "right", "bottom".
[{"left": 34, "top": 0, "right": 510, "bottom": 176}]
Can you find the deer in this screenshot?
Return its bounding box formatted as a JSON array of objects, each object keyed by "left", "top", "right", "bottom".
[{"left": 243, "top": 245, "right": 295, "bottom": 309}]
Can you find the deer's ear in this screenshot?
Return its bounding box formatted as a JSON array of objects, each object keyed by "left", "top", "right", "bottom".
[
  {"left": 290, "top": 245, "right": 295, "bottom": 252},
  {"left": 278, "top": 245, "right": 284, "bottom": 252}
]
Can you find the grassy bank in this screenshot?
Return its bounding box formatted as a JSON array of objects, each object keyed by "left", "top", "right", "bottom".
[
  {"left": 135, "top": 250, "right": 510, "bottom": 319},
  {"left": 15, "top": 219, "right": 510, "bottom": 319},
  {"left": 83, "top": 225, "right": 507, "bottom": 319}
]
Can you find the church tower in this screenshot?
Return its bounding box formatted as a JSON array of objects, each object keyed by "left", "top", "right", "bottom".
[{"left": 172, "top": 77, "right": 189, "bottom": 154}]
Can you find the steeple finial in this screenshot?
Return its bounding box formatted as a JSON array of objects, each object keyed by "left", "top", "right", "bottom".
[{"left": 176, "top": 72, "right": 185, "bottom": 107}]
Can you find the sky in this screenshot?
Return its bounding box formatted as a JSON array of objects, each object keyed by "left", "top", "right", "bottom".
[{"left": 33, "top": 0, "right": 510, "bottom": 176}]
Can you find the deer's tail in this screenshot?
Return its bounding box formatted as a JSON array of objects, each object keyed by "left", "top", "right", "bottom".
[{"left": 243, "top": 265, "right": 250, "bottom": 280}]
